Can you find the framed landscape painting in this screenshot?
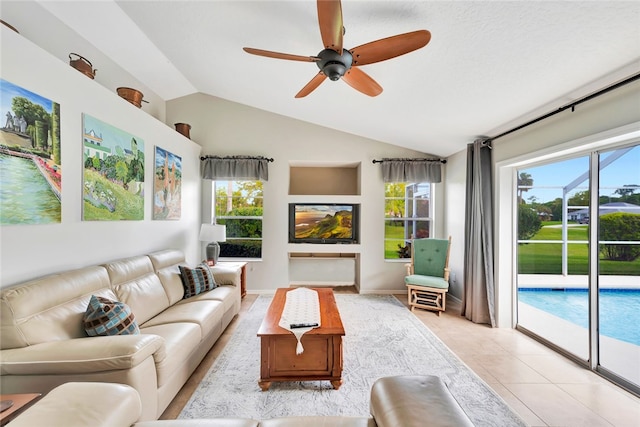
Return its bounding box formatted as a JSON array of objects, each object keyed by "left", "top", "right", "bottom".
[
  {"left": 153, "top": 145, "right": 182, "bottom": 220},
  {"left": 0, "top": 78, "right": 62, "bottom": 224},
  {"left": 82, "top": 113, "right": 144, "bottom": 221}
]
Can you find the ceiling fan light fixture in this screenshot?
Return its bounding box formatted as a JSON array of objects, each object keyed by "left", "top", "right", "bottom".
[
  {"left": 324, "top": 62, "right": 346, "bottom": 80},
  {"left": 316, "top": 48, "right": 353, "bottom": 81}
]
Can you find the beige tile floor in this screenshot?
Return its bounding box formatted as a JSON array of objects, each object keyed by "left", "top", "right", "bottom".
[{"left": 161, "top": 292, "right": 640, "bottom": 426}]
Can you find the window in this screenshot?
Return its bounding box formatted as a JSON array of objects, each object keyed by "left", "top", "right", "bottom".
[
  {"left": 384, "top": 182, "right": 432, "bottom": 259},
  {"left": 214, "top": 180, "right": 263, "bottom": 259}
]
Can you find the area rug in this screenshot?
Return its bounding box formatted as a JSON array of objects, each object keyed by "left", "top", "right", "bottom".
[{"left": 179, "top": 294, "right": 526, "bottom": 426}]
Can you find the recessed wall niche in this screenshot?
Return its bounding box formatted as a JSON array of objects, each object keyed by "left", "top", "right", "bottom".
[{"left": 288, "top": 162, "right": 361, "bottom": 195}]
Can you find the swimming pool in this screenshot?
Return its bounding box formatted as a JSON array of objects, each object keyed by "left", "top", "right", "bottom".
[{"left": 518, "top": 289, "right": 640, "bottom": 346}]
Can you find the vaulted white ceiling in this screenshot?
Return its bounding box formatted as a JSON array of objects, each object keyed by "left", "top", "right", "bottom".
[{"left": 4, "top": 1, "right": 640, "bottom": 157}]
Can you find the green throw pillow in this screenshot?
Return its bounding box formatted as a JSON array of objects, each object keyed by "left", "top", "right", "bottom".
[
  {"left": 83, "top": 295, "right": 140, "bottom": 336},
  {"left": 179, "top": 263, "right": 217, "bottom": 298}
]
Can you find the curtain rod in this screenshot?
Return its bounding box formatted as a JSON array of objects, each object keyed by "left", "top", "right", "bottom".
[
  {"left": 200, "top": 155, "right": 274, "bottom": 162},
  {"left": 490, "top": 72, "right": 640, "bottom": 142},
  {"left": 372, "top": 158, "right": 447, "bottom": 164}
]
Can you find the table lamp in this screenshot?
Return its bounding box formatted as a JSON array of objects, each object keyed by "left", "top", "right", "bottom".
[{"left": 199, "top": 223, "right": 226, "bottom": 265}]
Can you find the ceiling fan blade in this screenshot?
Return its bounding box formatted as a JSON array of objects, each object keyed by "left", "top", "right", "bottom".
[
  {"left": 317, "top": 0, "right": 343, "bottom": 54},
  {"left": 243, "top": 47, "right": 319, "bottom": 62},
  {"left": 295, "top": 72, "right": 328, "bottom": 98},
  {"left": 342, "top": 67, "right": 383, "bottom": 97},
  {"left": 349, "top": 30, "right": 431, "bottom": 66}
]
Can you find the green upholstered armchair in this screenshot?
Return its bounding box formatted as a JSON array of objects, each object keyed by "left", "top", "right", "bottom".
[{"left": 404, "top": 237, "right": 451, "bottom": 315}]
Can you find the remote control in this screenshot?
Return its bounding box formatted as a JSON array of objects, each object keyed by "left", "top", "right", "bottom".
[{"left": 290, "top": 323, "right": 318, "bottom": 329}]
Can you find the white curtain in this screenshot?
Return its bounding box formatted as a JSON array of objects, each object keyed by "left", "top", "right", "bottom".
[
  {"left": 462, "top": 139, "right": 496, "bottom": 326},
  {"left": 201, "top": 156, "right": 270, "bottom": 181},
  {"left": 379, "top": 158, "right": 442, "bottom": 183}
]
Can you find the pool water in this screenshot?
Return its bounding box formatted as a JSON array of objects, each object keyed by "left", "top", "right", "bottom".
[{"left": 518, "top": 289, "right": 640, "bottom": 346}]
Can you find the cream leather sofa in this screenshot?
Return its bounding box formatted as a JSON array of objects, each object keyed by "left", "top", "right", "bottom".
[
  {"left": 8, "top": 376, "right": 474, "bottom": 427},
  {"left": 0, "top": 249, "right": 241, "bottom": 421}
]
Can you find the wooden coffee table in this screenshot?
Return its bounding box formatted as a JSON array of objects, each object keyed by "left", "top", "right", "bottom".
[{"left": 257, "top": 288, "right": 345, "bottom": 391}]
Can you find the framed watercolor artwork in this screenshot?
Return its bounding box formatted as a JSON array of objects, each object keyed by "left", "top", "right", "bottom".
[
  {"left": 153, "top": 145, "right": 182, "bottom": 220},
  {"left": 0, "top": 78, "right": 61, "bottom": 224},
  {"left": 82, "top": 113, "right": 144, "bottom": 221}
]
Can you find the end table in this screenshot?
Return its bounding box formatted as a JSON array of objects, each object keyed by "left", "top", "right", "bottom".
[{"left": 0, "top": 393, "right": 42, "bottom": 426}]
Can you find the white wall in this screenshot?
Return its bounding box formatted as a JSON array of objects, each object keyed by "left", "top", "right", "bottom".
[
  {"left": 0, "top": 1, "right": 166, "bottom": 121},
  {"left": 443, "top": 149, "right": 467, "bottom": 300},
  {"left": 0, "top": 26, "right": 202, "bottom": 287},
  {"left": 166, "top": 93, "right": 445, "bottom": 294}
]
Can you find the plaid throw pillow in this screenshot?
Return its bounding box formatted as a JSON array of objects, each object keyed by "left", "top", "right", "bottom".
[
  {"left": 83, "top": 295, "right": 140, "bottom": 336},
  {"left": 179, "top": 263, "right": 217, "bottom": 298}
]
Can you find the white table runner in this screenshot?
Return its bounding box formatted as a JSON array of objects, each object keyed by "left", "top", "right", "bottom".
[{"left": 278, "top": 288, "right": 321, "bottom": 354}]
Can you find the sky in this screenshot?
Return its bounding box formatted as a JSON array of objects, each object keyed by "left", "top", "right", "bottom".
[
  {"left": 1, "top": 78, "right": 53, "bottom": 121},
  {"left": 154, "top": 146, "right": 182, "bottom": 171},
  {"left": 83, "top": 113, "right": 144, "bottom": 151},
  {"left": 519, "top": 145, "right": 640, "bottom": 204}
]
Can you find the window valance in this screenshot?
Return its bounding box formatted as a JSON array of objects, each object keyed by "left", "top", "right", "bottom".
[
  {"left": 374, "top": 158, "right": 444, "bottom": 183},
  {"left": 201, "top": 155, "right": 273, "bottom": 181}
]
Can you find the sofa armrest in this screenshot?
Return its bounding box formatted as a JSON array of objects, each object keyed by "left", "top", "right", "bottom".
[
  {"left": 370, "top": 375, "right": 474, "bottom": 427},
  {"left": 0, "top": 334, "right": 164, "bottom": 375},
  {"left": 209, "top": 265, "right": 241, "bottom": 287},
  {"left": 7, "top": 382, "right": 141, "bottom": 427}
]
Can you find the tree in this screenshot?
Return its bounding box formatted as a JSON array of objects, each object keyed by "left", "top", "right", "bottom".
[
  {"left": 51, "top": 102, "right": 61, "bottom": 164},
  {"left": 518, "top": 204, "right": 541, "bottom": 240},
  {"left": 11, "top": 97, "right": 50, "bottom": 127},
  {"left": 237, "top": 181, "right": 263, "bottom": 207},
  {"left": 517, "top": 172, "right": 533, "bottom": 204},
  {"left": 385, "top": 183, "right": 406, "bottom": 218},
  {"left": 115, "top": 161, "right": 129, "bottom": 187},
  {"left": 569, "top": 190, "right": 589, "bottom": 207},
  {"left": 547, "top": 198, "right": 563, "bottom": 222},
  {"left": 614, "top": 185, "right": 638, "bottom": 198},
  {"left": 128, "top": 157, "right": 144, "bottom": 182}
]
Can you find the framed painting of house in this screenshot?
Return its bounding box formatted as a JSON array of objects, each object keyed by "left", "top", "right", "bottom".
[{"left": 82, "top": 113, "right": 144, "bottom": 221}]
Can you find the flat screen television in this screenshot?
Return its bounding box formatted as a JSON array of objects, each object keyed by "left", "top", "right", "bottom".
[{"left": 288, "top": 203, "right": 359, "bottom": 244}]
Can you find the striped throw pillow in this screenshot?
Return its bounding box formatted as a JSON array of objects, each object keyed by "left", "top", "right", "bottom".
[
  {"left": 83, "top": 295, "right": 140, "bottom": 336},
  {"left": 179, "top": 263, "right": 217, "bottom": 298}
]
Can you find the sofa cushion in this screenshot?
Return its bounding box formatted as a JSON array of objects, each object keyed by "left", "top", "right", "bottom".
[
  {"left": 179, "top": 263, "right": 217, "bottom": 298},
  {"left": 142, "top": 300, "right": 224, "bottom": 339},
  {"left": 148, "top": 249, "right": 187, "bottom": 305},
  {"left": 179, "top": 285, "right": 238, "bottom": 314},
  {"left": 369, "top": 375, "right": 474, "bottom": 427},
  {"left": 83, "top": 295, "right": 140, "bottom": 336},
  {"left": 104, "top": 256, "right": 171, "bottom": 324},
  {"left": 140, "top": 322, "right": 201, "bottom": 387},
  {"left": 0, "top": 266, "right": 113, "bottom": 349},
  {"left": 5, "top": 382, "right": 142, "bottom": 427}
]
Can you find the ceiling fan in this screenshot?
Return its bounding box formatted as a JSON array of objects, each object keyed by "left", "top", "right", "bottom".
[{"left": 243, "top": 0, "right": 431, "bottom": 98}]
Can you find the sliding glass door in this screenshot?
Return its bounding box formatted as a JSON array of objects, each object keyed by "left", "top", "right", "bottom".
[
  {"left": 516, "top": 156, "right": 591, "bottom": 361},
  {"left": 516, "top": 143, "right": 640, "bottom": 393},
  {"left": 597, "top": 145, "right": 640, "bottom": 390}
]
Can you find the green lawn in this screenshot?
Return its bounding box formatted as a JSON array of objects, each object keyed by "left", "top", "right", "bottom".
[
  {"left": 386, "top": 222, "right": 639, "bottom": 275},
  {"left": 385, "top": 224, "right": 409, "bottom": 259},
  {"left": 519, "top": 224, "right": 640, "bottom": 275},
  {"left": 83, "top": 169, "right": 144, "bottom": 220}
]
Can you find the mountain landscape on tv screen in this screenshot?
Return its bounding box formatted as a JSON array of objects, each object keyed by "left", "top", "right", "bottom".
[{"left": 295, "top": 207, "right": 353, "bottom": 239}]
